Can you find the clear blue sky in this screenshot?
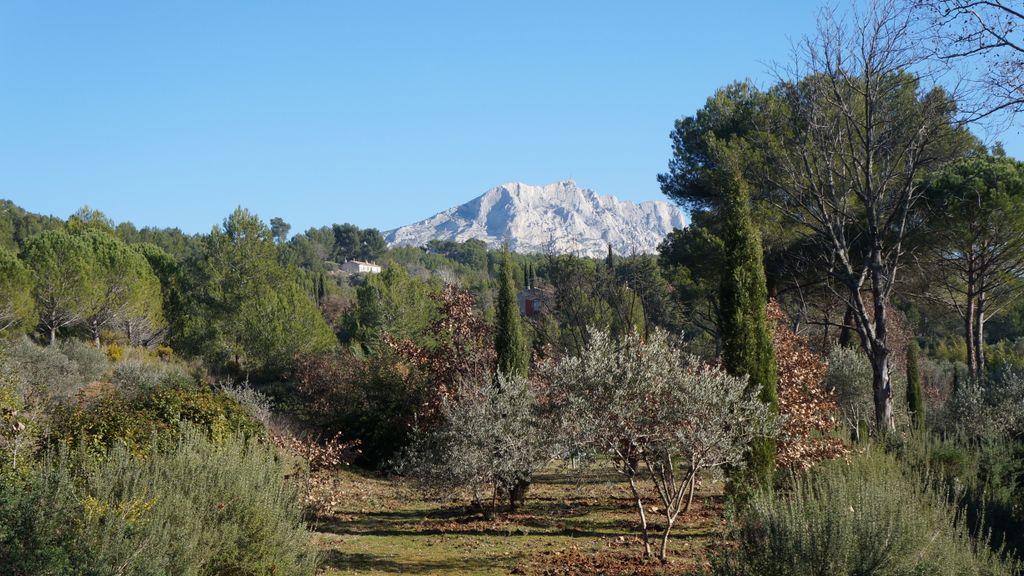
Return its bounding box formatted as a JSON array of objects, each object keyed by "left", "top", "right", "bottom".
[{"left": 1, "top": 1, "right": 1019, "bottom": 235}]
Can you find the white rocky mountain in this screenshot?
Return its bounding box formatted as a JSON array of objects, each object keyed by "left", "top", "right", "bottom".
[{"left": 384, "top": 181, "right": 686, "bottom": 258}]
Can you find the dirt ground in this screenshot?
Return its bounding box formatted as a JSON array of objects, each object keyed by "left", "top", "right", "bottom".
[{"left": 314, "top": 465, "right": 726, "bottom": 575}]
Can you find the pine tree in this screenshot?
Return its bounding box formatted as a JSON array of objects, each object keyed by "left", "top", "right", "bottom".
[
  {"left": 716, "top": 144, "right": 778, "bottom": 488},
  {"left": 496, "top": 246, "right": 529, "bottom": 379},
  {"left": 906, "top": 340, "right": 925, "bottom": 430}
]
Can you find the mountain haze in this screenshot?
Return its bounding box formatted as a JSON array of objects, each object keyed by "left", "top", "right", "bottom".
[{"left": 384, "top": 181, "right": 686, "bottom": 257}]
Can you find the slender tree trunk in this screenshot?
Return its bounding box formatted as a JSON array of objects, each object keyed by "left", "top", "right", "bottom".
[
  {"left": 964, "top": 259, "right": 978, "bottom": 377},
  {"left": 660, "top": 520, "right": 673, "bottom": 561},
  {"left": 872, "top": 354, "right": 895, "bottom": 431},
  {"left": 683, "top": 474, "right": 697, "bottom": 513},
  {"left": 838, "top": 303, "right": 855, "bottom": 348},
  {"left": 965, "top": 293, "right": 976, "bottom": 378},
  {"left": 49, "top": 325, "right": 57, "bottom": 346},
  {"left": 626, "top": 475, "right": 652, "bottom": 558},
  {"left": 868, "top": 248, "right": 895, "bottom": 432},
  {"left": 975, "top": 291, "right": 986, "bottom": 381}
]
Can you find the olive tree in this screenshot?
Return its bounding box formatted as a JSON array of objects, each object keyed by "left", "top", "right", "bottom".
[
  {"left": 399, "top": 371, "right": 550, "bottom": 517},
  {"left": 546, "top": 328, "right": 779, "bottom": 560}
]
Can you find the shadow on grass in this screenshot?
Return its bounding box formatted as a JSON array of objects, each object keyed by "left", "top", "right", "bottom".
[
  {"left": 532, "top": 471, "right": 625, "bottom": 485},
  {"left": 317, "top": 504, "right": 717, "bottom": 541},
  {"left": 320, "top": 550, "right": 516, "bottom": 574}
]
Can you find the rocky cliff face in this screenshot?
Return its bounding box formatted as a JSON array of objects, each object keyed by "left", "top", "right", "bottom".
[{"left": 384, "top": 181, "right": 686, "bottom": 257}]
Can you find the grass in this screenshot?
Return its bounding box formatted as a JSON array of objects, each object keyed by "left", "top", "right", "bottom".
[{"left": 314, "top": 464, "right": 725, "bottom": 575}]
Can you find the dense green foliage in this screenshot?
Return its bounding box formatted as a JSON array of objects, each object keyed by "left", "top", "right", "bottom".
[
  {"left": 922, "top": 154, "right": 1024, "bottom": 381},
  {"left": 347, "top": 263, "right": 439, "bottom": 350},
  {"left": 78, "top": 229, "right": 164, "bottom": 348},
  {"left": 495, "top": 248, "right": 529, "bottom": 378},
  {"left": 0, "top": 248, "right": 34, "bottom": 334},
  {"left": 714, "top": 143, "right": 778, "bottom": 488},
  {"left": 176, "top": 208, "right": 336, "bottom": 376},
  {"left": 22, "top": 230, "right": 102, "bottom": 345}
]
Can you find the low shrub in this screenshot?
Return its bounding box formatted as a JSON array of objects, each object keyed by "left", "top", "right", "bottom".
[
  {"left": 57, "top": 339, "right": 110, "bottom": 384},
  {"left": 147, "top": 384, "right": 264, "bottom": 442},
  {"left": 715, "top": 450, "right": 1018, "bottom": 576},
  {"left": 50, "top": 380, "right": 264, "bottom": 455},
  {"left": 216, "top": 381, "right": 273, "bottom": 427},
  {"left": 294, "top": 349, "right": 424, "bottom": 466},
  {"left": 823, "top": 345, "right": 874, "bottom": 430},
  {"left": 1, "top": 336, "right": 90, "bottom": 402},
  {"left": 111, "top": 357, "right": 166, "bottom": 393},
  {"left": 895, "top": 432, "right": 1024, "bottom": 561},
  {"left": 398, "top": 372, "right": 550, "bottom": 516},
  {"left": 0, "top": 427, "right": 318, "bottom": 575}
]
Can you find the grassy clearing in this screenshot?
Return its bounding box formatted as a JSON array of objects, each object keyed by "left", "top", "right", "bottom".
[{"left": 314, "top": 465, "right": 725, "bottom": 575}]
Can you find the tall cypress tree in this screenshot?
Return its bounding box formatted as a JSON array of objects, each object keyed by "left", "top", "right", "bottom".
[
  {"left": 906, "top": 340, "right": 925, "bottom": 430},
  {"left": 496, "top": 246, "right": 529, "bottom": 379},
  {"left": 716, "top": 144, "right": 778, "bottom": 488}
]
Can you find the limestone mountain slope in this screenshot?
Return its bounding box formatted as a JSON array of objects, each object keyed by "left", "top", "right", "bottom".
[{"left": 384, "top": 181, "right": 686, "bottom": 257}]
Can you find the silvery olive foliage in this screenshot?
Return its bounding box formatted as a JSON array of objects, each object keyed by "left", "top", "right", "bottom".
[
  {"left": 398, "top": 371, "right": 551, "bottom": 515},
  {"left": 947, "top": 369, "right": 1024, "bottom": 440},
  {"left": 545, "top": 327, "right": 780, "bottom": 559},
  {"left": 216, "top": 380, "right": 273, "bottom": 427},
  {"left": 823, "top": 346, "right": 875, "bottom": 419}
]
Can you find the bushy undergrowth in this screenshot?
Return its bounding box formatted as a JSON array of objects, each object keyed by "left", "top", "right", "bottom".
[
  {"left": 0, "top": 427, "right": 318, "bottom": 576},
  {"left": 944, "top": 370, "right": 1024, "bottom": 440},
  {"left": 294, "top": 348, "right": 425, "bottom": 466},
  {"left": 51, "top": 380, "right": 264, "bottom": 455},
  {"left": 893, "top": 432, "right": 1024, "bottom": 560},
  {"left": 715, "top": 450, "right": 1018, "bottom": 576},
  {"left": 0, "top": 338, "right": 264, "bottom": 455},
  {"left": 1, "top": 336, "right": 104, "bottom": 402},
  {"left": 823, "top": 346, "right": 875, "bottom": 428},
  {"left": 216, "top": 381, "right": 273, "bottom": 427}
]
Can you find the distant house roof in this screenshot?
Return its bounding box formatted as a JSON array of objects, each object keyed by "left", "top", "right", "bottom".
[{"left": 340, "top": 260, "right": 382, "bottom": 274}]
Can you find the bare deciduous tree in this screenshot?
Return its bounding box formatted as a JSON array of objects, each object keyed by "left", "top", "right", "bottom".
[
  {"left": 912, "top": 0, "right": 1024, "bottom": 121},
  {"left": 762, "top": 0, "right": 969, "bottom": 430}
]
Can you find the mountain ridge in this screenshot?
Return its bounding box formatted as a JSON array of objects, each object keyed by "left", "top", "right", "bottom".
[{"left": 384, "top": 181, "right": 686, "bottom": 257}]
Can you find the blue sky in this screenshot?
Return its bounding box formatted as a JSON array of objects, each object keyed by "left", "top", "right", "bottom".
[{"left": 0, "top": 1, "right": 1019, "bottom": 235}]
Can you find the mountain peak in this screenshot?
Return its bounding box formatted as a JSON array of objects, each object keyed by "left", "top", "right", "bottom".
[{"left": 385, "top": 181, "right": 686, "bottom": 257}]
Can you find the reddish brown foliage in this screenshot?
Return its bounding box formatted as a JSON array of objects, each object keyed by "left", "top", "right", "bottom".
[
  {"left": 769, "top": 301, "right": 849, "bottom": 470},
  {"left": 292, "top": 350, "right": 361, "bottom": 417},
  {"left": 272, "top": 430, "right": 360, "bottom": 517},
  {"left": 384, "top": 284, "right": 496, "bottom": 420}
]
